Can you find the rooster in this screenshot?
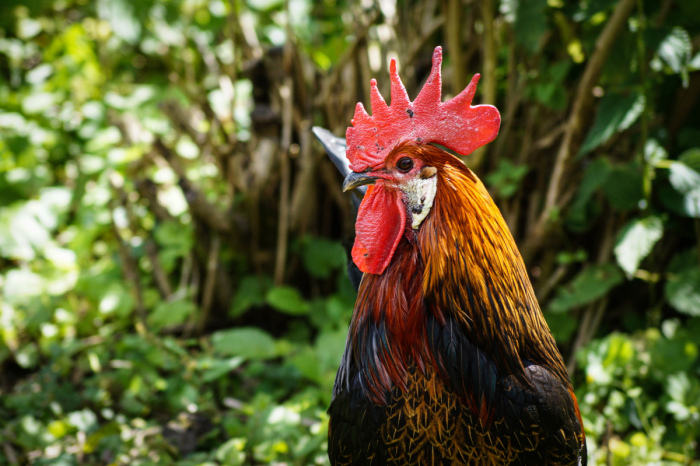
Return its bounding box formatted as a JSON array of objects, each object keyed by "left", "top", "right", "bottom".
[{"left": 315, "top": 47, "right": 586, "bottom": 465}]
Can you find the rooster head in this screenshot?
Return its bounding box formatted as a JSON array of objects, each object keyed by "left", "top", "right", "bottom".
[{"left": 343, "top": 46, "right": 501, "bottom": 275}]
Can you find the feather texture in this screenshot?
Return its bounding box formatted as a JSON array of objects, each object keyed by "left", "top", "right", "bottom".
[{"left": 329, "top": 144, "right": 586, "bottom": 465}]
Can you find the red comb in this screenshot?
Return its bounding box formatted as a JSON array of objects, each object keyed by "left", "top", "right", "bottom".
[{"left": 346, "top": 46, "right": 501, "bottom": 172}]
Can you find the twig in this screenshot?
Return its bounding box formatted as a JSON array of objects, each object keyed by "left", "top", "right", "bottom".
[
  {"left": 108, "top": 172, "right": 147, "bottom": 333},
  {"left": 145, "top": 240, "right": 173, "bottom": 298},
  {"left": 179, "top": 252, "right": 194, "bottom": 292},
  {"left": 529, "top": 0, "right": 637, "bottom": 254},
  {"left": 160, "top": 100, "right": 207, "bottom": 147},
  {"left": 290, "top": 121, "right": 315, "bottom": 232},
  {"left": 566, "top": 214, "right": 617, "bottom": 372},
  {"left": 567, "top": 297, "right": 608, "bottom": 375},
  {"left": 314, "top": 10, "right": 379, "bottom": 108},
  {"left": 274, "top": 73, "right": 293, "bottom": 285},
  {"left": 543, "top": 0, "right": 636, "bottom": 210},
  {"left": 135, "top": 179, "right": 175, "bottom": 223},
  {"left": 404, "top": 15, "right": 445, "bottom": 69},
  {"left": 445, "top": 0, "right": 465, "bottom": 93},
  {"left": 2, "top": 440, "right": 18, "bottom": 465},
  {"left": 197, "top": 235, "right": 220, "bottom": 335},
  {"left": 153, "top": 138, "right": 231, "bottom": 233},
  {"left": 536, "top": 265, "right": 568, "bottom": 303}
]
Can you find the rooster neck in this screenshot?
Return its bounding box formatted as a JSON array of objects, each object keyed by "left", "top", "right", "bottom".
[
  {"left": 342, "top": 146, "right": 569, "bottom": 405},
  {"left": 348, "top": 239, "right": 430, "bottom": 403},
  {"left": 418, "top": 156, "right": 569, "bottom": 388}
]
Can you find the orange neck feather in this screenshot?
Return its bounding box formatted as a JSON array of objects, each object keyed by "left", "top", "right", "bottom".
[
  {"left": 418, "top": 147, "right": 568, "bottom": 386},
  {"left": 349, "top": 145, "right": 569, "bottom": 403}
]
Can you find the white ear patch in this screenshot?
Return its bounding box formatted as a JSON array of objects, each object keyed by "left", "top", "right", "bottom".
[{"left": 402, "top": 172, "right": 438, "bottom": 229}]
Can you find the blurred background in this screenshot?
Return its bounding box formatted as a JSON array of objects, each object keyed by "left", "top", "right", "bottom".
[{"left": 0, "top": 0, "right": 699, "bottom": 464}]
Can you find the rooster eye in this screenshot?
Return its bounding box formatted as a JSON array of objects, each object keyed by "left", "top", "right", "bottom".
[{"left": 397, "top": 157, "right": 413, "bottom": 172}]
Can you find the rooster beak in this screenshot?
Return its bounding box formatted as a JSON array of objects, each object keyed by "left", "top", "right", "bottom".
[{"left": 343, "top": 171, "right": 377, "bottom": 192}]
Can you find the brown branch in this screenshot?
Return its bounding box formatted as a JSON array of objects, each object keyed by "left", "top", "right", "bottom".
[
  {"left": 445, "top": 0, "right": 465, "bottom": 93},
  {"left": 135, "top": 179, "right": 175, "bottom": 224},
  {"left": 108, "top": 173, "right": 147, "bottom": 332},
  {"left": 528, "top": 0, "right": 636, "bottom": 255},
  {"left": 314, "top": 9, "right": 379, "bottom": 108},
  {"left": 197, "top": 235, "right": 220, "bottom": 335},
  {"left": 289, "top": 121, "right": 316, "bottom": 232},
  {"left": 145, "top": 240, "right": 173, "bottom": 298},
  {"left": 536, "top": 265, "right": 568, "bottom": 303},
  {"left": 466, "top": 0, "right": 498, "bottom": 171},
  {"left": 2, "top": 438, "right": 18, "bottom": 466},
  {"left": 566, "top": 214, "right": 617, "bottom": 373},
  {"left": 153, "top": 138, "right": 231, "bottom": 234},
  {"left": 274, "top": 74, "right": 294, "bottom": 285},
  {"left": 404, "top": 15, "right": 445, "bottom": 69}
]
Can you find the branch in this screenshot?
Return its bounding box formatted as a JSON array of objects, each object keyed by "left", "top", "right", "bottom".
[
  {"left": 196, "top": 234, "right": 220, "bottom": 335},
  {"left": 314, "top": 9, "right": 379, "bottom": 108},
  {"left": 153, "top": 138, "right": 231, "bottom": 234},
  {"left": 566, "top": 214, "right": 617, "bottom": 373},
  {"left": 145, "top": 240, "right": 173, "bottom": 298},
  {"left": 274, "top": 74, "right": 294, "bottom": 285},
  {"left": 526, "top": 0, "right": 637, "bottom": 257},
  {"left": 108, "top": 172, "right": 147, "bottom": 332}
]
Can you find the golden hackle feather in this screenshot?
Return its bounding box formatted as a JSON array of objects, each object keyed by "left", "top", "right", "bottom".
[{"left": 348, "top": 143, "right": 570, "bottom": 402}]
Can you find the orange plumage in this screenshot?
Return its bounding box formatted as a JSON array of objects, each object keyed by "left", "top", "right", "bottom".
[
  {"left": 329, "top": 144, "right": 586, "bottom": 465},
  {"left": 325, "top": 47, "right": 586, "bottom": 465}
]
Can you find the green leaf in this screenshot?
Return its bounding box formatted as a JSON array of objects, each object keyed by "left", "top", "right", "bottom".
[
  {"left": 549, "top": 264, "right": 624, "bottom": 313},
  {"left": 148, "top": 297, "right": 196, "bottom": 331},
  {"left": 614, "top": 216, "right": 663, "bottom": 276},
  {"left": 502, "top": 0, "right": 548, "bottom": 53},
  {"left": 216, "top": 437, "right": 246, "bottom": 465},
  {"left": 301, "top": 237, "right": 346, "bottom": 278},
  {"left": 266, "top": 286, "right": 309, "bottom": 315},
  {"left": 665, "top": 266, "right": 700, "bottom": 317},
  {"left": 544, "top": 311, "right": 577, "bottom": 343},
  {"left": 679, "top": 148, "right": 700, "bottom": 173},
  {"left": 288, "top": 346, "right": 320, "bottom": 381},
  {"left": 579, "top": 92, "right": 645, "bottom": 156},
  {"left": 197, "top": 357, "right": 245, "bottom": 383},
  {"left": 656, "top": 27, "right": 691, "bottom": 86},
  {"left": 210, "top": 327, "right": 277, "bottom": 359},
  {"left": 485, "top": 159, "right": 529, "bottom": 198},
  {"left": 566, "top": 158, "right": 611, "bottom": 232},
  {"left": 602, "top": 165, "right": 644, "bottom": 211},
  {"left": 667, "top": 160, "right": 700, "bottom": 217},
  {"left": 66, "top": 409, "right": 98, "bottom": 432},
  {"left": 669, "top": 160, "right": 700, "bottom": 192},
  {"left": 644, "top": 139, "right": 668, "bottom": 165},
  {"left": 97, "top": 0, "right": 142, "bottom": 44},
  {"left": 315, "top": 329, "right": 347, "bottom": 375},
  {"left": 230, "top": 275, "right": 273, "bottom": 317}
]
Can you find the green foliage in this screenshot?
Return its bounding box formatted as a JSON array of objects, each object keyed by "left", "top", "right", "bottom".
[
  {"left": 614, "top": 216, "right": 663, "bottom": 277},
  {"left": 485, "top": 159, "right": 529, "bottom": 198},
  {"left": 579, "top": 92, "right": 645, "bottom": 156},
  {"left": 549, "top": 264, "right": 624, "bottom": 313},
  {"left": 211, "top": 328, "right": 278, "bottom": 359},
  {"left": 665, "top": 249, "right": 700, "bottom": 316},
  {"left": 0, "top": 0, "right": 699, "bottom": 464},
  {"left": 299, "top": 236, "right": 346, "bottom": 279},
  {"left": 266, "top": 287, "right": 310, "bottom": 315},
  {"left": 578, "top": 321, "right": 700, "bottom": 464},
  {"left": 655, "top": 27, "right": 692, "bottom": 86}
]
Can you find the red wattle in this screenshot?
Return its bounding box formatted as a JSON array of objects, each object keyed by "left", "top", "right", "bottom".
[{"left": 352, "top": 185, "right": 406, "bottom": 275}]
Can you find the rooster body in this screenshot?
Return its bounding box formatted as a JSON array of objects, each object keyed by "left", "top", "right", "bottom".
[{"left": 325, "top": 48, "right": 586, "bottom": 465}]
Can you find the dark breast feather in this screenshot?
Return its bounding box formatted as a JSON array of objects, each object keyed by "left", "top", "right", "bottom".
[
  {"left": 329, "top": 147, "right": 586, "bottom": 465},
  {"left": 329, "top": 308, "right": 586, "bottom": 465}
]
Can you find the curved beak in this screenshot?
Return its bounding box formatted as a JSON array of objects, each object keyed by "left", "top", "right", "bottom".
[{"left": 343, "top": 171, "right": 377, "bottom": 192}]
